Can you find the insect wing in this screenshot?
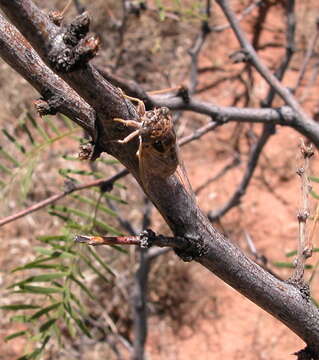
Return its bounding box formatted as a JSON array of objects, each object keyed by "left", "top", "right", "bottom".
[{"left": 174, "top": 145, "right": 196, "bottom": 201}]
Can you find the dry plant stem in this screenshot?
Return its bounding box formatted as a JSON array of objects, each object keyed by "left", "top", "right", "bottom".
[
  {"left": 195, "top": 154, "right": 240, "bottom": 195},
  {"left": 290, "top": 142, "right": 313, "bottom": 284},
  {"left": 0, "top": 170, "right": 128, "bottom": 227},
  {"left": 293, "top": 22, "right": 319, "bottom": 93},
  {"left": 215, "top": 0, "right": 313, "bottom": 125},
  {"left": 1, "top": 1, "right": 319, "bottom": 354},
  {"left": 188, "top": 0, "right": 211, "bottom": 94}
]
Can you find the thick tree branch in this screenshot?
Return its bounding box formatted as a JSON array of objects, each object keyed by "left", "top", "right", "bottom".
[{"left": 0, "top": 14, "right": 96, "bottom": 137}]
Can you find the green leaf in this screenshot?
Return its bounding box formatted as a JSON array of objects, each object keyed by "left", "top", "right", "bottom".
[
  {"left": 74, "top": 317, "right": 91, "bottom": 338},
  {"left": 309, "top": 176, "right": 319, "bottom": 183},
  {"left": 39, "top": 318, "right": 57, "bottom": 332},
  {"left": 272, "top": 261, "right": 294, "bottom": 268},
  {"left": 18, "top": 272, "right": 68, "bottom": 286},
  {"left": 11, "top": 256, "right": 62, "bottom": 272},
  {"left": 2, "top": 129, "right": 26, "bottom": 153},
  {"left": 10, "top": 315, "right": 30, "bottom": 323},
  {"left": 310, "top": 189, "right": 319, "bottom": 199},
  {"left": 88, "top": 247, "right": 116, "bottom": 276},
  {"left": 286, "top": 248, "right": 319, "bottom": 257},
  {"left": 37, "top": 235, "right": 68, "bottom": 243},
  {"left": 17, "top": 285, "right": 64, "bottom": 294},
  {"left": 43, "top": 116, "right": 61, "bottom": 136},
  {"left": 19, "top": 120, "right": 35, "bottom": 145},
  {"left": 0, "top": 304, "right": 40, "bottom": 310},
  {"left": 99, "top": 189, "right": 127, "bottom": 204},
  {"left": 5, "top": 330, "right": 28, "bottom": 342},
  {"left": 26, "top": 112, "right": 50, "bottom": 141},
  {"left": 69, "top": 274, "right": 96, "bottom": 300},
  {"left": 79, "top": 254, "right": 110, "bottom": 284},
  {"left": 60, "top": 114, "right": 74, "bottom": 129},
  {"left": 72, "top": 194, "right": 117, "bottom": 217},
  {"left": 273, "top": 261, "right": 313, "bottom": 269},
  {"left": 0, "top": 162, "right": 12, "bottom": 175},
  {"left": 0, "top": 146, "right": 20, "bottom": 166},
  {"left": 52, "top": 205, "right": 122, "bottom": 235}
]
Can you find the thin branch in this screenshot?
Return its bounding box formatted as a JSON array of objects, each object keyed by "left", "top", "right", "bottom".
[
  {"left": 293, "top": 19, "right": 319, "bottom": 93},
  {"left": 106, "top": 197, "right": 138, "bottom": 236},
  {"left": 75, "top": 231, "right": 185, "bottom": 250},
  {"left": 188, "top": 0, "right": 211, "bottom": 94},
  {"left": 195, "top": 154, "right": 240, "bottom": 196},
  {"left": 289, "top": 141, "right": 314, "bottom": 285},
  {"left": 215, "top": 0, "right": 313, "bottom": 124},
  {"left": 210, "top": 0, "right": 263, "bottom": 33},
  {"left": 208, "top": 125, "right": 271, "bottom": 221},
  {"left": 244, "top": 231, "right": 281, "bottom": 280},
  {"left": 0, "top": 170, "right": 129, "bottom": 227}
]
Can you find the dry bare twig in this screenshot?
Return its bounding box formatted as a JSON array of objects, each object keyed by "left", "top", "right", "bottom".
[{"left": 289, "top": 140, "right": 314, "bottom": 286}]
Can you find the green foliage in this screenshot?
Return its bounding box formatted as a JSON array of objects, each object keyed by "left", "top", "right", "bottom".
[
  {"left": 0, "top": 111, "right": 79, "bottom": 203},
  {"left": 0, "top": 113, "right": 127, "bottom": 358},
  {"left": 154, "top": 0, "right": 208, "bottom": 22}
]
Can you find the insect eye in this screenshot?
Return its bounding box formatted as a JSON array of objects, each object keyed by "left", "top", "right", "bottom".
[{"left": 152, "top": 140, "right": 165, "bottom": 153}]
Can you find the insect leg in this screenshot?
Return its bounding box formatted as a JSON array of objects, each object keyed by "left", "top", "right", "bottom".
[
  {"left": 117, "top": 129, "right": 140, "bottom": 144},
  {"left": 113, "top": 118, "right": 140, "bottom": 128}
]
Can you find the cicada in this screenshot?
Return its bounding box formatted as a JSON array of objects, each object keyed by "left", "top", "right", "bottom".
[{"left": 114, "top": 94, "right": 193, "bottom": 197}]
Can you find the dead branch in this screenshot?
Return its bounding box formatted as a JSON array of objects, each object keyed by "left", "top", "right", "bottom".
[{"left": 289, "top": 141, "right": 314, "bottom": 285}]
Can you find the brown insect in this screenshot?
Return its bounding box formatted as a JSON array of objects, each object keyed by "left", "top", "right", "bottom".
[{"left": 114, "top": 94, "right": 193, "bottom": 196}]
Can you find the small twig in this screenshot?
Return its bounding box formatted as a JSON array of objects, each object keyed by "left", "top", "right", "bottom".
[
  {"left": 178, "top": 121, "right": 220, "bottom": 146},
  {"left": 289, "top": 140, "right": 314, "bottom": 284},
  {"left": 244, "top": 231, "right": 281, "bottom": 279},
  {"left": 293, "top": 18, "right": 319, "bottom": 93},
  {"left": 0, "top": 169, "right": 129, "bottom": 227},
  {"left": 195, "top": 154, "right": 240, "bottom": 195},
  {"left": 75, "top": 230, "right": 185, "bottom": 250},
  {"left": 106, "top": 197, "right": 138, "bottom": 236},
  {"left": 188, "top": 0, "right": 211, "bottom": 94},
  {"left": 301, "top": 60, "right": 319, "bottom": 103},
  {"left": 208, "top": 125, "right": 271, "bottom": 221},
  {"left": 210, "top": 0, "right": 263, "bottom": 33}
]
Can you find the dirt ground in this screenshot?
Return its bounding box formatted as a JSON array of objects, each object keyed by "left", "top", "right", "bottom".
[{"left": 1, "top": 1, "right": 319, "bottom": 359}]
